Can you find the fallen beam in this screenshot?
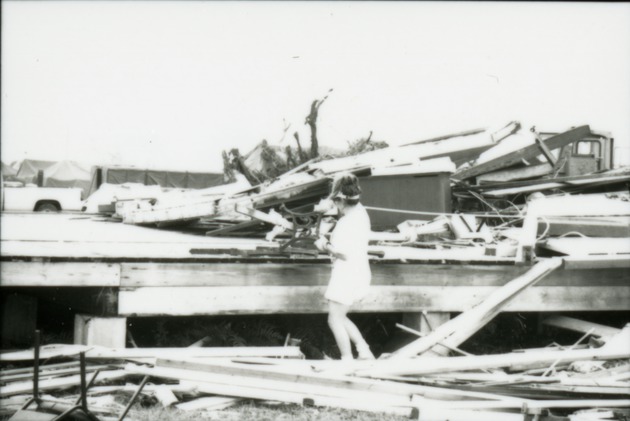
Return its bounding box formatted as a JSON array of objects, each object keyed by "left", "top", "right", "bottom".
[
  {"left": 390, "top": 258, "right": 563, "bottom": 358},
  {"left": 125, "top": 364, "right": 415, "bottom": 416},
  {"left": 0, "top": 370, "right": 127, "bottom": 397},
  {"left": 542, "top": 315, "right": 622, "bottom": 341},
  {"left": 0, "top": 345, "right": 304, "bottom": 362},
  {"left": 175, "top": 396, "right": 243, "bottom": 411},
  {"left": 453, "top": 125, "right": 591, "bottom": 181},
  {"left": 356, "top": 327, "right": 630, "bottom": 377},
  {"left": 156, "top": 358, "right": 528, "bottom": 404}
]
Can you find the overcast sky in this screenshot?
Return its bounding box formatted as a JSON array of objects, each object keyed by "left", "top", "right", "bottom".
[{"left": 2, "top": 1, "right": 630, "bottom": 172}]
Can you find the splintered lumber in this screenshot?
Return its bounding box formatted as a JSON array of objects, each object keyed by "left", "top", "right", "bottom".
[
  {"left": 453, "top": 125, "right": 591, "bottom": 181},
  {"left": 413, "top": 397, "right": 630, "bottom": 411},
  {"left": 0, "top": 363, "right": 115, "bottom": 383},
  {"left": 125, "top": 364, "right": 415, "bottom": 416},
  {"left": 154, "top": 384, "right": 179, "bottom": 407},
  {"left": 235, "top": 205, "right": 294, "bottom": 230},
  {"left": 0, "top": 345, "right": 303, "bottom": 361},
  {"left": 476, "top": 163, "right": 553, "bottom": 183},
  {"left": 0, "top": 344, "right": 95, "bottom": 362},
  {"left": 0, "top": 369, "right": 127, "bottom": 397},
  {"left": 175, "top": 396, "right": 243, "bottom": 411},
  {"left": 155, "top": 358, "right": 528, "bottom": 404},
  {"left": 0, "top": 361, "right": 80, "bottom": 376},
  {"left": 413, "top": 407, "right": 532, "bottom": 421},
  {"left": 125, "top": 363, "right": 411, "bottom": 406},
  {"left": 356, "top": 329, "right": 630, "bottom": 377},
  {"left": 86, "top": 382, "right": 198, "bottom": 396},
  {"left": 390, "top": 258, "right": 563, "bottom": 358},
  {"left": 542, "top": 316, "right": 622, "bottom": 341}
]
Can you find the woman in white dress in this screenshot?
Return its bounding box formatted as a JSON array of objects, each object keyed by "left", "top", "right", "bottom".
[{"left": 315, "top": 173, "right": 375, "bottom": 361}]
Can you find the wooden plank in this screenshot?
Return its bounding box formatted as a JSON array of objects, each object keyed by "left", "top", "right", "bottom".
[
  {"left": 117, "top": 284, "right": 630, "bottom": 315},
  {"left": 125, "top": 364, "right": 413, "bottom": 408},
  {"left": 0, "top": 261, "right": 120, "bottom": 287},
  {"left": 175, "top": 396, "right": 243, "bottom": 411},
  {"left": 464, "top": 167, "right": 630, "bottom": 192},
  {"left": 120, "top": 262, "right": 527, "bottom": 288},
  {"left": 390, "top": 258, "right": 563, "bottom": 358},
  {"left": 413, "top": 407, "right": 529, "bottom": 421},
  {"left": 357, "top": 341, "right": 630, "bottom": 378},
  {"left": 542, "top": 315, "right": 621, "bottom": 340},
  {"left": 157, "top": 358, "right": 528, "bottom": 404},
  {"left": 0, "top": 370, "right": 127, "bottom": 397},
  {"left": 452, "top": 125, "right": 591, "bottom": 180},
  {"left": 120, "top": 261, "right": 629, "bottom": 288},
  {"left": 0, "top": 364, "right": 113, "bottom": 383},
  {"left": 189, "top": 380, "right": 415, "bottom": 417},
  {"left": 563, "top": 256, "right": 630, "bottom": 270},
  {"left": 476, "top": 163, "right": 553, "bottom": 183},
  {"left": 235, "top": 206, "right": 294, "bottom": 230},
  {"left": 0, "top": 239, "right": 268, "bottom": 260},
  {"left": 0, "top": 345, "right": 303, "bottom": 361},
  {"left": 414, "top": 397, "right": 630, "bottom": 410},
  {"left": 534, "top": 132, "right": 558, "bottom": 165},
  {"left": 539, "top": 238, "right": 630, "bottom": 256}
]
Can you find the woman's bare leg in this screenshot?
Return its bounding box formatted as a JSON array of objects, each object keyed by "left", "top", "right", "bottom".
[
  {"left": 343, "top": 318, "right": 374, "bottom": 359},
  {"left": 328, "top": 301, "right": 353, "bottom": 360},
  {"left": 343, "top": 318, "right": 366, "bottom": 347}
]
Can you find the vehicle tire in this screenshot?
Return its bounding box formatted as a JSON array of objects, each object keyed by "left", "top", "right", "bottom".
[{"left": 35, "top": 202, "right": 61, "bottom": 212}]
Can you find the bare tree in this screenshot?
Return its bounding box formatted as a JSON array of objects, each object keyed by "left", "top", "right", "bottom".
[
  {"left": 222, "top": 148, "right": 261, "bottom": 185},
  {"left": 293, "top": 132, "right": 307, "bottom": 163},
  {"left": 305, "top": 89, "right": 333, "bottom": 159}
]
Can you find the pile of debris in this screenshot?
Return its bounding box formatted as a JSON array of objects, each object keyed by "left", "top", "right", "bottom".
[
  {"left": 2, "top": 261, "right": 629, "bottom": 420},
  {"left": 81, "top": 122, "right": 630, "bottom": 262}
]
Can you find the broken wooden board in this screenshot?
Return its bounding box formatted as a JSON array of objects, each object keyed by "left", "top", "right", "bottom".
[
  {"left": 542, "top": 315, "right": 622, "bottom": 341},
  {"left": 175, "top": 396, "right": 243, "bottom": 411},
  {"left": 477, "top": 163, "right": 553, "bottom": 184},
  {"left": 0, "top": 345, "right": 303, "bottom": 362},
  {"left": 390, "top": 258, "right": 563, "bottom": 358},
  {"left": 0, "top": 262, "right": 120, "bottom": 287},
  {"left": 155, "top": 358, "right": 528, "bottom": 403},
  {"left": 125, "top": 364, "right": 416, "bottom": 416},
  {"left": 0, "top": 370, "right": 127, "bottom": 397},
  {"left": 539, "top": 238, "right": 630, "bottom": 256},
  {"left": 117, "top": 284, "right": 630, "bottom": 316},
  {"left": 452, "top": 125, "right": 591, "bottom": 181},
  {"left": 357, "top": 344, "right": 630, "bottom": 378}
]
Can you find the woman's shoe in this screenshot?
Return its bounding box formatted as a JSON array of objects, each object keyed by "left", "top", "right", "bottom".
[{"left": 357, "top": 344, "right": 375, "bottom": 360}]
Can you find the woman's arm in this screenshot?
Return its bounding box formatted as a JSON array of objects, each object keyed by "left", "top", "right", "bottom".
[
  {"left": 324, "top": 241, "right": 347, "bottom": 261},
  {"left": 314, "top": 236, "right": 347, "bottom": 260}
]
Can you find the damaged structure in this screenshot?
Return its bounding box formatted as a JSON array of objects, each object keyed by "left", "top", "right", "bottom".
[{"left": 1, "top": 122, "right": 629, "bottom": 420}]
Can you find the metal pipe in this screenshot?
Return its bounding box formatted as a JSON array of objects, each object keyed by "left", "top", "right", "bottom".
[
  {"left": 80, "top": 352, "right": 87, "bottom": 411},
  {"left": 33, "top": 330, "right": 41, "bottom": 402},
  {"left": 117, "top": 375, "right": 150, "bottom": 421}
]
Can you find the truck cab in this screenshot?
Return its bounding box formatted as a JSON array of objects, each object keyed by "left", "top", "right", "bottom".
[
  {"left": 540, "top": 130, "right": 614, "bottom": 176},
  {"left": 1, "top": 173, "right": 82, "bottom": 212}
]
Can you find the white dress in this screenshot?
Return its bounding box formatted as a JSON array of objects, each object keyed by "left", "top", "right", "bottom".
[{"left": 324, "top": 203, "right": 372, "bottom": 306}]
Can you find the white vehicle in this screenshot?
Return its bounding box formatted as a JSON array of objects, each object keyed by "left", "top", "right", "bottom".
[{"left": 1, "top": 176, "right": 82, "bottom": 212}]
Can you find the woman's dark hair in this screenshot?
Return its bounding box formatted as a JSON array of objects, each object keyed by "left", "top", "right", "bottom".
[{"left": 330, "top": 173, "right": 361, "bottom": 205}]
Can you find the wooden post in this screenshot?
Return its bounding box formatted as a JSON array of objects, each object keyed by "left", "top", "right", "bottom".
[
  {"left": 392, "top": 258, "right": 563, "bottom": 359},
  {"left": 36, "top": 169, "right": 44, "bottom": 187},
  {"left": 74, "top": 314, "right": 127, "bottom": 348},
  {"left": 95, "top": 167, "right": 103, "bottom": 189}
]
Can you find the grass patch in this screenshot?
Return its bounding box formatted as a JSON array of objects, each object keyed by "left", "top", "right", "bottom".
[{"left": 127, "top": 401, "right": 409, "bottom": 421}]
